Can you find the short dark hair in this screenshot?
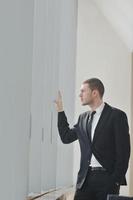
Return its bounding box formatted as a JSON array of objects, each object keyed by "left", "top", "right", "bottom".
[{"left": 83, "top": 78, "right": 105, "bottom": 97}]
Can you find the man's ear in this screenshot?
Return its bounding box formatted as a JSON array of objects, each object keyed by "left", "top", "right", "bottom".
[{"left": 92, "top": 89, "right": 98, "bottom": 96}]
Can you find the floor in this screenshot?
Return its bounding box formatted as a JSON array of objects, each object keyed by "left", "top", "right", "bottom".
[{"left": 28, "top": 187, "right": 75, "bottom": 200}]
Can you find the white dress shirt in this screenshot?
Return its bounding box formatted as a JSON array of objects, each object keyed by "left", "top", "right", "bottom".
[{"left": 89, "top": 102, "right": 105, "bottom": 167}]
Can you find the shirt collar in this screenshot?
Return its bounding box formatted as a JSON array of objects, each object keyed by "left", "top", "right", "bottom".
[{"left": 92, "top": 102, "right": 105, "bottom": 115}]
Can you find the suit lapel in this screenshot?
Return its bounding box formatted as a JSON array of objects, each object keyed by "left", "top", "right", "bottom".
[
  {"left": 86, "top": 111, "right": 92, "bottom": 142},
  {"left": 82, "top": 111, "right": 91, "bottom": 140},
  {"left": 92, "top": 103, "right": 112, "bottom": 143}
]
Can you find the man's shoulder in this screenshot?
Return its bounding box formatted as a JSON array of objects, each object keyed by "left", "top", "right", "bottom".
[{"left": 106, "top": 103, "right": 127, "bottom": 117}]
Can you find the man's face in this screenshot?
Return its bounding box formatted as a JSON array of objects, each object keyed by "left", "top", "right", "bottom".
[{"left": 79, "top": 83, "right": 94, "bottom": 106}]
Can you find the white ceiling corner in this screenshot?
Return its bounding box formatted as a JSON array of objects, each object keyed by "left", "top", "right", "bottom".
[{"left": 92, "top": 0, "right": 133, "bottom": 51}]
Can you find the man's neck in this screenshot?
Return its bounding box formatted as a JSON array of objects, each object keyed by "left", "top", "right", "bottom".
[{"left": 89, "top": 99, "right": 103, "bottom": 111}]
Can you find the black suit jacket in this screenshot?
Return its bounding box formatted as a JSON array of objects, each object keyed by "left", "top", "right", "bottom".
[{"left": 58, "top": 103, "right": 130, "bottom": 189}]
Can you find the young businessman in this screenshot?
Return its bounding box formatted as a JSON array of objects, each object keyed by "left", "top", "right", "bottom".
[{"left": 54, "top": 78, "right": 130, "bottom": 200}]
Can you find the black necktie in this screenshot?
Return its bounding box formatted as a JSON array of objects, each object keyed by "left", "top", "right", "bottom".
[{"left": 87, "top": 111, "right": 96, "bottom": 141}]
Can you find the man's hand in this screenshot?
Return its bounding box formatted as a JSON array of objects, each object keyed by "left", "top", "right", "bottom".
[{"left": 54, "top": 91, "right": 64, "bottom": 112}]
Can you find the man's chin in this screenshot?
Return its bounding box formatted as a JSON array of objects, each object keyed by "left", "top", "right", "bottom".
[{"left": 81, "top": 102, "right": 87, "bottom": 106}]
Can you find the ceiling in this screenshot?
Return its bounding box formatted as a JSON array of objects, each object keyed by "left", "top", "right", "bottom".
[{"left": 93, "top": 0, "right": 133, "bottom": 51}]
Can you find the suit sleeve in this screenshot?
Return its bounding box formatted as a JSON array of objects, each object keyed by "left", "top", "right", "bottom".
[
  {"left": 112, "top": 111, "right": 130, "bottom": 183},
  {"left": 58, "top": 111, "right": 78, "bottom": 144}
]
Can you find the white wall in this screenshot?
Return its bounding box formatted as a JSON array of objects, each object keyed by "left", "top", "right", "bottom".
[
  {"left": 130, "top": 54, "right": 133, "bottom": 195},
  {"left": 0, "top": 0, "right": 34, "bottom": 199},
  {"left": 74, "top": 0, "right": 132, "bottom": 195}
]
